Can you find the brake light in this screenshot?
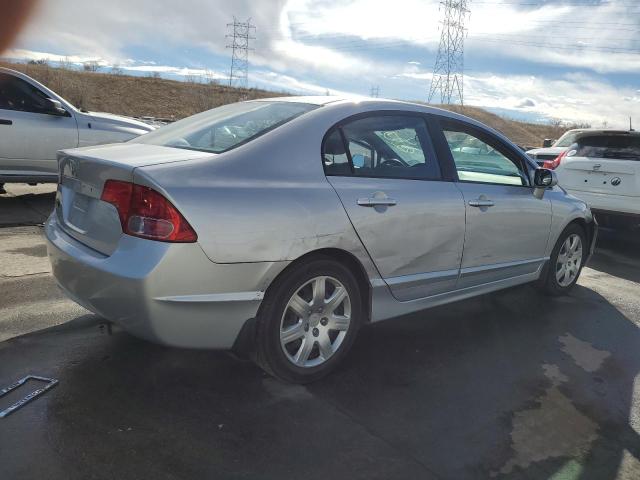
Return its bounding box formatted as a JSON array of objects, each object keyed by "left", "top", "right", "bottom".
[
  {"left": 543, "top": 150, "right": 567, "bottom": 170},
  {"left": 100, "top": 180, "right": 197, "bottom": 242}
]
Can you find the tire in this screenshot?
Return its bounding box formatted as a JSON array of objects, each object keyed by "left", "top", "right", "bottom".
[
  {"left": 256, "top": 256, "right": 363, "bottom": 383},
  {"left": 540, "top": 224, "right": 587, "bottom": 296}
]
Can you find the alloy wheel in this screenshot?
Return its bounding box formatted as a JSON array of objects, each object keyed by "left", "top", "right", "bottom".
[
  {"left": 280, "top": 275, "right": 351, "bottom": 368},
  {"left": 556, "top": 233, "right": 583, "bottom": 287}
]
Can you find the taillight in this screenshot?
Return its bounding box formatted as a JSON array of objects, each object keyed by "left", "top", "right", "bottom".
[
  {"left": 100, "top": 180, "right": 197, "bottom": 242},
  {"left": 543, "top": 150, "right": 567, "bottom": 170}
]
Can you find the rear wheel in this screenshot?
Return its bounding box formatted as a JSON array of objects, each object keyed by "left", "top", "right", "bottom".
[
  {"left": 256, "top": 257, "right": 362, "bottom": 383},
  {"left": 541, "top": 224, "right": 587, "bottom": 295}
]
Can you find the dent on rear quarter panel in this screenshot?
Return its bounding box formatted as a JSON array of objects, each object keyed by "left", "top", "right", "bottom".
[{"left": 132, "top": 108, "right": 380, "bottom": 281}]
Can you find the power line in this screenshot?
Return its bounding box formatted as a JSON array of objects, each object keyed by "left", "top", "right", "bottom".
[
  {"left": 469, "top": 37, "right": 640, "bottom": 53},
  {"left": 226, "top": 17, "right": 256, "bottom": 89},
  {"left": 429, "top": 0, "right": 470, "bottom": 106}
]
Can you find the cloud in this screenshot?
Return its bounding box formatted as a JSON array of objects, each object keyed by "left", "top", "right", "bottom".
[
  {"left": 467, "top": 1, "right": 640, "bottom": 74},
  {"left": 5, "top": 0, "right": 638, "bottom": 125},
  {"left": 516, "top": 98, "right": 536, "bottom": 108},
  {"left": 464, "top": 72, "right": 639, "bottom": 128}
]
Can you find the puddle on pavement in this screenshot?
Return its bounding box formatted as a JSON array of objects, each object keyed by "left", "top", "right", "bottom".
[
  {"left": 6, "top": 244, "right": 48, "bottom": 258},
  {"left": 262, "top": 377, "right": 312, "bottom": 404},
  {"left": 559, "top": 333, "right": 611, "bottom": 373},
  {"left": 494, "top": 363, "right": 599, "bottom": 476}
]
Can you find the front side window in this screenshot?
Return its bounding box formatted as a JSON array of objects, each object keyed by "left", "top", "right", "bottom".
[
  {"left": 0, "top": 73, "right": 51, "bottom": 113},
  {"left": 323, "top": 115, "right": 440, "bottom": 180},
  {"left": 441, "top": 122, "right": 528, "bottom": 186},
  {"left": 134, "top": 101, "right": 317, "bottom": 154}
]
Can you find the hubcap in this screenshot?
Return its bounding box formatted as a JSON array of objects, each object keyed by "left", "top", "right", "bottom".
[
  {"left": 280, "top": 276, "right": 351, "bottom": 368},
  {"left": 556, "top": 234, "right": 583, "bottom": 287}
]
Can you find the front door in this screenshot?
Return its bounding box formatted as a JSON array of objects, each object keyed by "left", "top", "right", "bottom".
[
  {"left": 323, "top": 113, "right": 466, "bottom": 301},
  {"left": 435, "top": 117, "right": 552, "bottom": 288},
  {"left": 0, "top": 72, "right": 78, "bottom": 176}
]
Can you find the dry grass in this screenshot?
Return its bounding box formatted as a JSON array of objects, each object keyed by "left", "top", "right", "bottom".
[
  {"left": 2, "top": 61, "right": 566, "bottom": 147},
  {"left": 435, "top": 105, "right": 566, "bottom": 149},
  {"left": 1, "top": 61, "right": 279, "bottom": 120}
]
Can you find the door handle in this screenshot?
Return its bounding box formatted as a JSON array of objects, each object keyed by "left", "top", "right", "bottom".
[
  {"left": 357, "top": 197, "right": 397, "bottom": 207},
  {"left": 468, "top": 199, "right": 495, "bottom": 207},
  {"left": 0, "top": 119, "right": 12, "bottom": 126}
]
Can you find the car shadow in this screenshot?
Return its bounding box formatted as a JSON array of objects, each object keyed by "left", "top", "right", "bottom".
[
  {"left": 588, "top": 228, "right": 640, "bottom": 284},
  {"left": 2, "top": 278, "right": 639, "bottom": 480},
  {"left": 0, "top": 185, "right": 55, "bottom": 226}
]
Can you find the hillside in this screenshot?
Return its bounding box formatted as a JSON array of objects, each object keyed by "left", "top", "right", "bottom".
[
  {"left": 2, "top": 61, "right": 564, "bottom": 147},
  {"left": 1, "top": 61, "right": 278, "bottom": 120},
  {"left": 435, "top": 105, "right": 564, "bottom": 149}
]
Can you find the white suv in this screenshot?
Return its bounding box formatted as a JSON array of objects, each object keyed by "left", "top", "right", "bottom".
[
  {"left": 526, "top": 129, "right": 589, "bottom": 166},
  {"left": 0, "top": 67, "right": 155, "bottom": 192},
  {"left": 549, "top": 131, "right": 640, "bottom": 228}
]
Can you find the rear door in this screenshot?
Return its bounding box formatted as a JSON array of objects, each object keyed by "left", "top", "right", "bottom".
[
  {"left": 324, "top": 113, "right": 466, "bottom": 301},
  {"left": 433, "top": 117, "right": 552, "bottom": 288},
  {"left": 557, "top": 134, "right": 640, "bottom": 198},
  {"left": 0, "top": 72, "right": 78, "bottom": 176}
]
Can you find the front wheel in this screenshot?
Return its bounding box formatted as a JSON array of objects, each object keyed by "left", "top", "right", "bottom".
[
  {"left": 256, "top": 257, "right": 362, "bottom": 383},
  {"left": 540, "top": 224, "right": 587, "bottom": 295}
]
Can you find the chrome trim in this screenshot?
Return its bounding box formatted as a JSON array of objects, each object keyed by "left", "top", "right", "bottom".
[
  {"left": 154, "top": 292, "right": 265, "bottom": 303},
  {"left": 357, "top": 197, "right": 397, "bottom": 207},
  {"left": 468, "top": 199, "right": 495, "bottom": 207},
  {"left": 385, "top": 269, "right": 459, "bottom": 287},
  {"left": 385, "top": 268, "right": 460, "bottom": 301},
  {"left": 460, "top": 257, "right": 548, "bottom": 277}
]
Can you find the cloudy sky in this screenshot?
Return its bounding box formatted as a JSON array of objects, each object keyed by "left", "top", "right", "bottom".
[{"left": 4, "top": 0, "right": 640, "bottom": 127}]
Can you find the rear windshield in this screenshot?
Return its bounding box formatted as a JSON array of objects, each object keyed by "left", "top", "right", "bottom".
[
  {"left": 132, "top": 101, "right": 317, "bottom": 153},
  {"left": 574, "top": 135, "right": 640, "bottom": 161}
]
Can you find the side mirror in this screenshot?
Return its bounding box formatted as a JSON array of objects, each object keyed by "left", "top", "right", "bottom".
[
  {"left": 44, "top": 98, "right": 68, "bottom": 116},
  {"left": 542, "top": 139, "right": 553, "bottom": 148},
  {"left": 533, "top": 168, "right": 557, "bottom": 199},
  {"left": 534, "top": 168, "right": 558, "bottom": 188}
]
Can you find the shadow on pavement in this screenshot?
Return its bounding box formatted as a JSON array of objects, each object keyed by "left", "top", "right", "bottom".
[
  {"left": 0, "top": 184, "right": 55, "bottom": 227},
  {"left": 589, "top": 228, "right": 640, "bottom": 284},
  {"left": 1, "top": 281, "right": 639, "bottom": 479}
]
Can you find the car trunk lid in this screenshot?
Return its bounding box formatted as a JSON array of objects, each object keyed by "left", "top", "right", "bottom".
[{"left": 55, "top": 143, "right": 212, "bottom": 255}]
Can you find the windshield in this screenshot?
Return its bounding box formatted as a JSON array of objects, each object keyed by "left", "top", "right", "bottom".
[
  {"left": 554, "top": 130, "right": 582, "bottom": 148},
  {"left": 575, "top": 135, "right": 640, "bottom": 160},
  {"left": 132, "top": 101, "right": 317, "bottom": 153}
]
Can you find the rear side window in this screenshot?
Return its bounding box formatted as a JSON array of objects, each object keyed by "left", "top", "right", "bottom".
[
  {"left": 323, "top": 115, "right": 441, "bottom": 180},
  {"left": 134, "top": 101, "right": 317, "bottom": 153},
  {"left": 0, "top": 73, "right": 51, "bottom": 113},
  {"left": 575, "top": 135, "right": 640, "bottom": 161}
]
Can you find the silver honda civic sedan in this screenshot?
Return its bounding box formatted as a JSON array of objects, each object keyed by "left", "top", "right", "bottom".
[{"left": 45, "top": 97, "right": 597, "bottom": 383}]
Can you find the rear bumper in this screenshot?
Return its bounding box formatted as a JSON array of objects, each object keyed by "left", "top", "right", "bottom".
[
  {"left": 45, "top": 214, "right": 289, "bottom": 349},
  {"left": 565, "top": 189, "right": 640, "bottom": 217}
]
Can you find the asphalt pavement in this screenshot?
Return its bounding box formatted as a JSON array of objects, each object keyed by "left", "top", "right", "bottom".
[{"left": 1, "top": 184, "right": 640, "bottom": 479}]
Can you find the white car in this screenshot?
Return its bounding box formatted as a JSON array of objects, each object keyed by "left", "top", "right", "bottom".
[
  {"left": 0, "top": 67, "right": 155, "bottom": 192},
  {"left": 549, "top": 130, "right": 640, "bottom": 228},
  {"left": 526, "top": 129, "right": 589, "bottom": 167}
]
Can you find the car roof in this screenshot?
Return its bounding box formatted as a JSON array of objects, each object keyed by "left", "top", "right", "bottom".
[
  {"left": 0, "top": 66, "right": 30, "bottom": 79},
  {"left": 574, "top": 130, "right": 640, "bottom": 140},
  {"left": 251, "top": 95, "right": 478, "bottom": 119}
]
